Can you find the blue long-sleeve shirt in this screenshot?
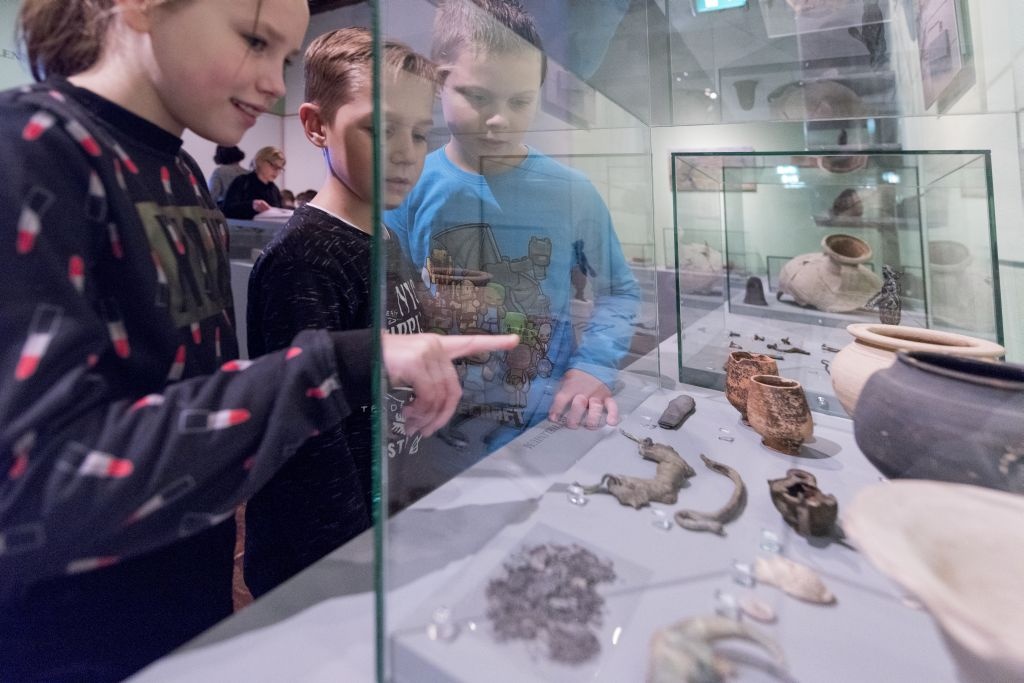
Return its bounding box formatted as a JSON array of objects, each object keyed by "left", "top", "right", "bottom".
[{"left": 386, "top": 147, "right": 640, "bottom": 438}]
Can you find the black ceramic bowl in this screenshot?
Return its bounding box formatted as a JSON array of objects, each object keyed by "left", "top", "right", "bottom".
[{"left": 854, "top": 350, "right": 1024, "bottom": 493}]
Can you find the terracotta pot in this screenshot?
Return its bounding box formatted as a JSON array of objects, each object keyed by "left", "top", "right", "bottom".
[
  {"left": 778, "top": 234, "right": 882, "bottom": 313},
  {"left": 854, "top": 351, "right": 1024, "bottom": 493},
  {"left": 746, "top": 375, "right": 814, "bottom": 455},
  {"left": 724, "top": 352, "right": 779, "bottom": 423},
  {"left": 830, "top": 323, "right": 1005, "bottom": 416}
]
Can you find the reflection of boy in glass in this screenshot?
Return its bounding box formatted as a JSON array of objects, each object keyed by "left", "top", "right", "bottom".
[
  {"left": 243, "top": 29, "right": 437, "bottom": 596},
  {"left": 387, "top": 0, "right": 639, "bottom": 443}
]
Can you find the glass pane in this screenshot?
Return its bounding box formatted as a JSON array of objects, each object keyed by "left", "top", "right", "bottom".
[{"left": 376, "top": 2, "right": 661, "bottom": 680}]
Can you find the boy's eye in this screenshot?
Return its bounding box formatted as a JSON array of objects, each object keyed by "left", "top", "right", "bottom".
[{"left": 244, "top": 34, "right": 268, "bottom": 52}]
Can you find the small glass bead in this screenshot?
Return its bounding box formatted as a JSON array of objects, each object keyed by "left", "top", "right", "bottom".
[
  {"left": 816, "top": 396, "right": 829, "bottom": 409},
  {"left": 718, "top": 435, "right": 735, "bottom": 442},
  {"left": 650, "top": 509, "right": 673, "bottom": 531},
  {"left": 718, "top": 427, "right": 731, "bottom": 434},
  {"left": 426, "top": 606, "right": 458, "bottom": 641},
  {"left": 759, "top": 529, "right": 782, "bottom": 553},
  {"left": 566, "top": 483, "right": 588, "bottom": 506},
  {"left": 641, "top": 414, "right": 656, "bottom": 430},
  {"left": 731, "top": 560, "right": 755, "bottom": 587},
  {"left": 713, "top": 589, "right": 740, "bottom": 619}
]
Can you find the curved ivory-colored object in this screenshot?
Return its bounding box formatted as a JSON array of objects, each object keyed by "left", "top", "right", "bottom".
[
  {"left": 846, "top": 481, "right": 1024, "bottom": 681},
  {"left": 754, "top": 555, "right": 836, "bottom": 605}
]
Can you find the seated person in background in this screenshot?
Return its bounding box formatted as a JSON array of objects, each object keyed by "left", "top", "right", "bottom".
[
  {"left": 243, "top": 28, "right": 479, "bottom": 596},
  {"left": 280, "top": 188, "right": 296, "bottom": 208},
  {"left": 208, "top": 144, "right": 247, "bottom": 207},
  {"left": 222, "top": 145, "right": 286, "bottom": 219},
  {"left": 295, "top": 188, "right": 317, "bottom": 206}
]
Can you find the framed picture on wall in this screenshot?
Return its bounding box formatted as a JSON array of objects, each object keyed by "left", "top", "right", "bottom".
[{"left": 917, "top": 0, "right": 975, "bottom": 111}]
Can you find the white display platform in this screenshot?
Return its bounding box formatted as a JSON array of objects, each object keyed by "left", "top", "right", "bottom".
[{"left": 132, "top": 337, "right": 961, "bottom": 682}]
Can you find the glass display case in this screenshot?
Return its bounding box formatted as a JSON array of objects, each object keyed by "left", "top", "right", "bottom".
[
  {"left": 366, "top": 2, "right": 1023, "bottom": 683},
  {"left": 671, "top": 149, "right": 1003, "bottom": 416}
]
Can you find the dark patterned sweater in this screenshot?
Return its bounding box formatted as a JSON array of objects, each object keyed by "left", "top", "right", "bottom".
[
  {"left": 244, "top": 204, "right": 424, "bottom": 596},
  {"left": 0, "top": 80, "right": 369, "bottom": 680}
]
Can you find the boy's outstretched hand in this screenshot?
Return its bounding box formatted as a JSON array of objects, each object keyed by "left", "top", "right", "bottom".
[
  {"left": 382, "top": 333, "right": 519, "bottom": 437},
  {"left": 548, "top": 369, "right": 620, "bottom": 430}
]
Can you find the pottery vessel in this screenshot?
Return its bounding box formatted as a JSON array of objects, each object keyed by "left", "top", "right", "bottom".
[
  {"left": 927, "top": 240, "right": 996, "bottom": 333},
  {"left": 724, "top": 352, "right": 779, "bottom": 423},
  {"left": 746, "top": 375, "right": 814, "bottom": 455},
  {"left": 846, "top": 481, "right": 1024, "bottom": 681},
  {"left": 854, "top": 351, "right": 1024, "bottom": 493},
  {"left": 677, "top": 242, "right": 724, "bottom": 294},
  {"left": 830, "top": 323, "right": 1004, "bottom": 416},
  {"left": 778, "top": 234, "right": 882, "bottom": 313},
  {"left": 768, "top": 469, "right": 838, "bottom": 536}
]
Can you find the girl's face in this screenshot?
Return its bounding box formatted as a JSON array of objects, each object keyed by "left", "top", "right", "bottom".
[{"left": 137, "top": 0, "right": 308, "bottom": 143}]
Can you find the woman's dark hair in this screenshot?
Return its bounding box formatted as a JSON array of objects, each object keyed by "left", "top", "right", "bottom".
[{"left": 214, "top": 145, "right": 245, "bottom": 165}]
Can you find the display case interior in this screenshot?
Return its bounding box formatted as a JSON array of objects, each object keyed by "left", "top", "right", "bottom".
[
  {"left": 672, "top": 149, "right": 1002, "bottom": 416},
  {"left": 367, "top": 1, "right": 1023, "bottom": 682}
]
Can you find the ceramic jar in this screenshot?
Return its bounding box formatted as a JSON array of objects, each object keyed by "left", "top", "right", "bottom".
[
  {"left": 746, "top": 375, "right": 814, "bottom": 455},
  {"left": 778, "top": 234, "right": 882, "bottom": 313},
  {"left": 830, "top": 323, "right": 1005, "bottom": 416},
  {"left": 724, "top": 352, "right": 779, "bottom": 423},
  {"left": 677, "top": 242, "right": 724, "bottom": 294},
  {"left": 854, "top": 351, "right": 1024, "bottom": 493},
  {"left": 928, "top": 240, "right": 996, "bottom": 333}
]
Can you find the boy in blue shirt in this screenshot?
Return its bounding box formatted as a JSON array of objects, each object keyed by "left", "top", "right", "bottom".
[
  {"left": 244, "top": 28, "right": 516, "bottom": 595},
  {"left": 386, "top": 0, "right": 640, "bottom": 449}
]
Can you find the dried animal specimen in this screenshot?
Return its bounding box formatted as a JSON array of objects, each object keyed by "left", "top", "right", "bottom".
[
  {"left": 674, "top": 455, "right": 746, "bottom": 535},
  {"left": 821, "top": 343, "right": 840, "bottom": 353},
  {"left": 648, "top": 615, "right": 785, "bottom": 683},
  {"left": 579, "top": 431, "right": 696, "bottom": 509},
  {"left": 754, "top": 555, "right": 836, "bottom": 605},
  {"left": 780, "top": 337, "right": 791, "bottom": 345},
  {"left": 753, "top": 334, "right": 765, "bottom": 342},
  {"left": 768, "top": 469, "right": 838, "bottom": 536},
  {"left": 486, "top": 543, "right": 616, "bottom": 665}
]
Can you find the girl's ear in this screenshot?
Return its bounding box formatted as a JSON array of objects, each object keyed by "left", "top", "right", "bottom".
[
  {"left": 115, "top": 0, "right": 152, "bottom": 32},
  {"left": 299, "top": 103, "right": 328, "bottom": 147}
]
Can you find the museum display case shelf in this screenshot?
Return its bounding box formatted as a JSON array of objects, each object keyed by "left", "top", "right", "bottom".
[{"left": 671, "top": 149, "right": 1003, "bottom": 416}]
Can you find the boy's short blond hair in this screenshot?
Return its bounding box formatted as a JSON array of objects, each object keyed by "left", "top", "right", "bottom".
[
  {"left": 304, "top": 27, "right": 438, "bottom": 124},
  {"left": 431, "top": 0, "right": 547, "bottom": 84}
]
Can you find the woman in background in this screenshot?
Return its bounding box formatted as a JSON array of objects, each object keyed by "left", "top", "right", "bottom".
[
  {"left": 208, "top": 144, "right": 246, "bottom": 207},
  {"left": 222, "top": 144, "right": 285, "bottom": 219}
]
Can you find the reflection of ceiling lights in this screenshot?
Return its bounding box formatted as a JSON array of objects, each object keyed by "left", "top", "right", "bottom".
[
  {"left": 775, "top": 165, "right": 798, "bottom": 175},
  {"left": 882, "top": 172, "right": 901, "bottom": 184},
  {"left": 703, "top": 88, "right": 718, "bottom": 100}
]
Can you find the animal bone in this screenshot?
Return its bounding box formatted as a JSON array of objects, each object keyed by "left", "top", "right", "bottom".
[
  {"left": 674, "top": 454, "right": 747, "bottom": 535},
  {"left": 754, "top": 555, "right": 836, "bottom": 605},
  {"left": 647, "top": 615, "right": 785, "bottom": 683},
  {"left": 738, "top": 596, "right": 777, "bottom": 623},
  {"left": 580, "top": 430, "right": 695, "bottom": 508}
]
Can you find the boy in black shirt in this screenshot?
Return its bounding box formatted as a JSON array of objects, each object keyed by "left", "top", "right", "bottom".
[{"left": 244, "top": 28, "right": 443, "bottom": 596}]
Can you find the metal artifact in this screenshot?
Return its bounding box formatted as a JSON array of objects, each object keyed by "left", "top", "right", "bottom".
[
  {"left": 647, "top": 615, "right": 785, "bottom": 683},
  {"left": 753, "top": 334, "right": 765, "bottom": 341},
  {"left": 486, "top": 542, "right": 616, "bottom": 665},
  {"left": 767, "top": 342, "right": 811, "bottom": 355},
  {"left": 768, "top": 469, "right": 838, "bottom": 536},
  {"left": 578, "top": 431, "right": 695, "bottom": 508},
  {"left": 866, "top": 264, "right": 902, "bottom": 325},
  {"left": 674, "top": 455, "right": 747, "bottom": 535}
]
